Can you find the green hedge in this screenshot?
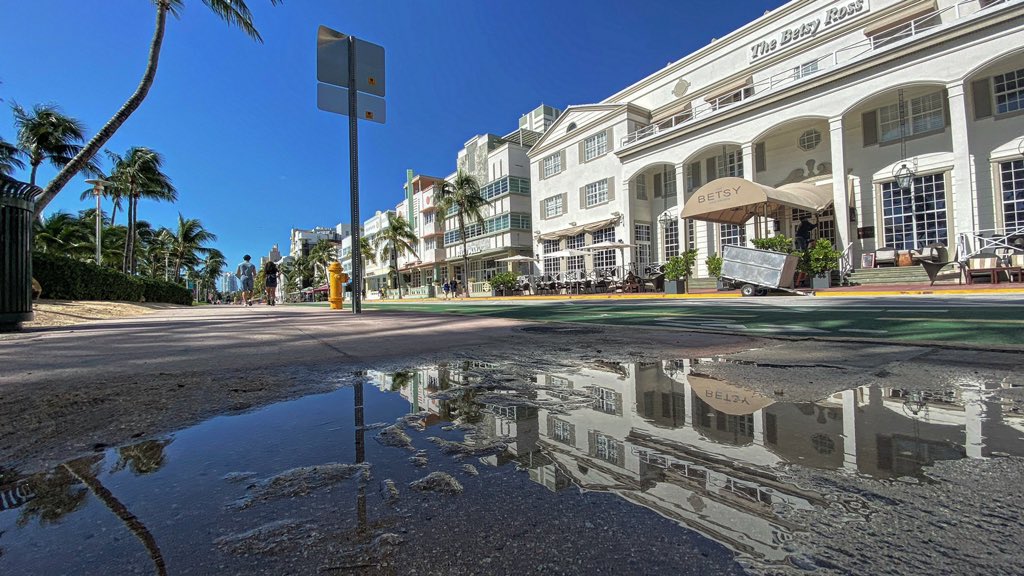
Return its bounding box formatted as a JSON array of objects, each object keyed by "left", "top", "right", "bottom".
[{"left": 32, "top": 252, "right": 192, "bottom": 305}]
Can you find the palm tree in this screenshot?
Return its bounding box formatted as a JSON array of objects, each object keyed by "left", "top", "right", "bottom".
[
  {"left": 33, "top": 212, "right": 93, "bottom": 259},
  {"left": 0, "top": 135, "right": 25, "bottom": 176},
  {"left": 308, "top": 238, "right": 338, "bottom": 285},
  {"left": 434, "top": 170, "right": 488, "bottom": 297},
  {"left": 169, "top": 214, "right": 217, "bottom": 283},
  {"left": 372, "top": 213, "right": 418, "bottom": 299},
  {"left": 79, "top": 182, "right": 125, "bottom": 226},
  {"left": 11, "top": 103, "right": 90, "bottom": 187},
  {"left": 105, "top": 147, "right": 177, "bottom": 274},
  {"left": 36, "top": 0, "right": 282, "bottom": 214}
]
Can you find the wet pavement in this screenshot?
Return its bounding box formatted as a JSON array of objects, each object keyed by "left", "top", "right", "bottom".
[{"left": 2, "top": 358, "right": 1022, "bottom": 574}]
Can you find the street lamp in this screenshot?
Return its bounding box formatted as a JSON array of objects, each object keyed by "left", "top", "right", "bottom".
[
  {"left": 893, "top": 163, "right": 915, "bottom": 192},
  {"left": 84, "top": 179, "right": 110, "bottom": 265}
]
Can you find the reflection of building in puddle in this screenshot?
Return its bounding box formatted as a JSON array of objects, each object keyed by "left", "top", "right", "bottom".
[{"left": 467, "top": 361, "right": 1024, "bottom": 564}]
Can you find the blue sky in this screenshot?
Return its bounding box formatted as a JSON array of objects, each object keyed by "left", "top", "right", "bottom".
[{"left": 0, "top": 0, "right": 785, "bottom": 264}]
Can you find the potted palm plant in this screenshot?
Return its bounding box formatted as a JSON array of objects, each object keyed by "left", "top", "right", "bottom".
[
  {"left": 664, "top": 249, "right": 697, "bottom": 294},
  {"left": 705, "top": 253, "right": 727, "bottom": 290},
  {"left": 807, "top": 238, "right": 842, "bottom": 289}
]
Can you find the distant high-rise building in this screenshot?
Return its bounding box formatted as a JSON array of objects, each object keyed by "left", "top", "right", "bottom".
[{"left": 519, "top": 104, "right": 561, "bottom": 133}]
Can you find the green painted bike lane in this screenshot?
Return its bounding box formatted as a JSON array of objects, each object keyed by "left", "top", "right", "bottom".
[{"left": 352, "top": 300, "right": 1024, "bottom": 348}]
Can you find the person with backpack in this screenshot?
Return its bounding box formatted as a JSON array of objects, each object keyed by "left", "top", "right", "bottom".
[
  {"left": 442, "top": 279, "right": 451, "bottom": 300},
  {"left": 235, "top": 254, "right": 257, "bottom": 306}
]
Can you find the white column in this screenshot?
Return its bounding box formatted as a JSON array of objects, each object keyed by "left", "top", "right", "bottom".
[
  {"left": 963, "top": 387, "right": 986, "bottom": 459},
  {"left": 829, "top": 116, "right": 852, "bottom": 252},
  {"left": 841, "top": 389, "right": 858, "bottom": 472},
  {"left": 946, "top": 81, "right": 977, "bottom": 239},
  {"left": 753, "top": 409, "right": 765, "bottom": 446},
  {"left": 742, "top": 143, "right": 758, "bottom": 240},
  {"left": 683, "top": 380, "right": 693, "bottom": 428}
]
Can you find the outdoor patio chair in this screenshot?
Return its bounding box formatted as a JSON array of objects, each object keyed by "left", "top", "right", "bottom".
[
  {"left": 964, "top": 254, "right": 1003, "bottom": 284},
  {"left": 910, "top": 242, "right": 945, "bottom": 264},
  {"left": 874, "top": 246, "right": 897, "bottom": 267}
]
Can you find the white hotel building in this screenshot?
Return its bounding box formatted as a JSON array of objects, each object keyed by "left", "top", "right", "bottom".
[{"left": 529, "top": 0, "right": 1024, "bottom": 278}]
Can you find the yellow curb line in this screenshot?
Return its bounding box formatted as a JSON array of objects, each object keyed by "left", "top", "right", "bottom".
[{"left": 817, "top": 288, "right": 1024, "bottom": 297}]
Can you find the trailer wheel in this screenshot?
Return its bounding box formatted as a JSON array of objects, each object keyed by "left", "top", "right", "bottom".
[
  {"left": 740, "top": 284, "right": 757, "bottom": 297},
  {"left": 756, "top": 287, "right": 769, "bottom": 296}
]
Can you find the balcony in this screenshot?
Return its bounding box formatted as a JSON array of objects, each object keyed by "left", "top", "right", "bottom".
[{"left": 620, "top": 0, "right": 1018, "bottom": 148}]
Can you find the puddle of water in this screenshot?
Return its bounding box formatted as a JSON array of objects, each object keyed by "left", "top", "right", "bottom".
[{"left": 1, "top": 359, "right": 1021, "bottom": 574}]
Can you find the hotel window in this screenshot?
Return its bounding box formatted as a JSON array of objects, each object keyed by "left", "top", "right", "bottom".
[
  {"left": 710, "top": 86, "right": 753, "bottom": 111},
  {"left": 583, "top": 131, "right": 607, "bottom": 161},
  {"left": 543, "top": 239, "right": 561, "bottom": 254},
  {"left": 593, "top": 387, "right": 620, "bottom": 415},
  {"left": 664, "top": 220, "right": 679, "bottom": 259},
  {"left": 635, "top": 223, "right": 651, "bottom": 267},
  {"left": 721, "top": 224, "right": 746, "bottom": 247},
  {"left": 877, "top": 91, "right": 944, "bottom": 143},
  {"left": 994, "top": 67, "right": 1024, "bottom": 115},
  {"left": 543, "top": 195, "right": 564, "bottom": 219},
  {"left": 592, "top": 227, "right": 616, "bottom": 269},
  {"left": 999, "top": 160, "right": 1024, "bottom": 231},
  {"left": 553, "top": 419, "right": 573, "bottom": 445},
  {"left": 880, "top": 173, "right": 948, "bottom": 250},
  {"left": 685, "top": 162, "right": 702, "bottom": 193},
  {"left": 711, "top": 149, "right": 743, "bottom": 178},
  {"left": 543, "top": 152, "right": 562, "bottom": 178},
  {"left": 423, "top": 211, "right": 434, "bottom": 225},
  {"left": 424, "top": 238, "right": 436, "bottom": 251},
  {"left": 585, "top": 180, "right": 609, "bottom": 207},
  {"left": 635, "top": 174, "right": 647, "bottom": 200},
  {"left": 594, "top": 433, "right": 622, "bottom": 464},
  {"left": 686, "top": 219, "right": 696, "bottom": 250},
  {"left": 663, "top": 166, "right": 677, "bottom": 197},
  {"left": 567, "top": 233, "right": 586, "bottom": 273},
  {"left": 799, "top": 129, "right": 822, "bottom": 151},
  {"left": 793, "top": 60, "right": 819, "bottom": 80}
]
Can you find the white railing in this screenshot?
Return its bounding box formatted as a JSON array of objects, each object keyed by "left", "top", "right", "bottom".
[
  {"left": 839, "top": 241, "right": 854, "bottom": 278},
  {"left": 956, "top": 226, "right": 1024, "bottom": 261},
  {"left": 621, "top": 0, "right": 1018, "bottom": 148}
]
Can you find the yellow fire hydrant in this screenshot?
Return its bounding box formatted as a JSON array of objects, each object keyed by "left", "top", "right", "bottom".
[{"left": 328, "top": 261, "right": 349, "bottom": 310}]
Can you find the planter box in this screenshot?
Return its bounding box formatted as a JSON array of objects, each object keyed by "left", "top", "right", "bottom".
[
  {"left": 811, "top": 274, "right": 831, "bottom": 290},
  {"left": 665, "top": 279, "right": 685, "bottom": 294}
]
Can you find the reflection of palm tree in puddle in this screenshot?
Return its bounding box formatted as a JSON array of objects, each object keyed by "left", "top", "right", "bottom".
[
  {"left": 14, "top": 465, "right": 88, "bottom": 527},
  {"left": 60, "top": 445, "right": 169, "bottom": 576}
]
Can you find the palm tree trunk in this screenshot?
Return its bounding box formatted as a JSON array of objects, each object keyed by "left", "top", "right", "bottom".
[
  {"left": 62, "top": 462, "right": 167, "bottom": 576},
  {"left": 34, "top": 4, "right": 169, "bottom": 215},
  {"left": 395, "top": 248, "right": 404, "bottom": 299},
  {"left": 458, "top": 214, "right": 471, "bottom": 298},
  {"left": 129, "top": 197, "right": 138, "bottom": 275},
  {"left": 29, "top": 162, "right": 39, "bottom": 187},
  {"left": 123, "top": 198, "right": 133, "bottom": 273}
]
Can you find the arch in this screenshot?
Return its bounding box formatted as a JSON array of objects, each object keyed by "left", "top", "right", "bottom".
[
  {"left": 680, "top": 141, "right": 744, "bottom": 166},
  {"left": 840, "top": 81, "right": 948, "bottom": 116},
  {"left": 749, "top": 115, "right": 830, "bottom": 144},
  {"left": 960, "top": 45, "right": 1024, "bottom": 83},
  {"left": 623, "top": 160, "right": 678, "bottom": 185}
]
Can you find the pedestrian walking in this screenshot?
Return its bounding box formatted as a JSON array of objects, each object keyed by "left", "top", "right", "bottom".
[
  {"left": 450, "top": 278, "right": 459, "bottom": 299},
  {"left": 236, "top": 254, "right": 257, "bottom": 306},
  {"left": 264, "top": 261, "right": 279, "bottom": 306},
  {"left": 795, "top": 215, "right": 818, "bottom": 251},
  {"left": 442, "top": 279, "right": 451, "bottom": 300}
]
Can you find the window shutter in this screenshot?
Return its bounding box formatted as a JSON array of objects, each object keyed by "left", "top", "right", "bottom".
[
  {"left": 972, "top": 78, "right": 993, "bottom": 120},
  {"left": 587, "top": 430, "right": 597, "bottom": 456},
  {"left": 539, "top": 199, "right": 547, "bottom": 220},
  {"left": 706, "top": 157, "right": 717, "bottom": 181},
  {"left": 653, "top": 172, "right": 662, "bottom": 198},
  {"left": 605, "top": 127, "right": 615, "bottom": 152},
  {"left": 579, "top": 186, "right": 586, "bottom": 210},
  {"left": 561, "top": 193, "right": 568, "bottom": 216},
  {"left": 755, "top": 142, "right": 767, "bottom": 173},
  {"left": 943, "top": 91, "right": 951, "bottom": 127},
  {"left": 559, "top": 150, "right": 567, "bottom": 173},
  {"left": 862, "top": 110, "right": 878, "bottom": 147},
  {"left": 578, "top": 141, "right": 586, "bottom": 163},
  {"left": 538, "top": 159, "right": 546, "bottom": 181},
  {"left": 607, "top": 177, "right": 615, "bottom": 202}
]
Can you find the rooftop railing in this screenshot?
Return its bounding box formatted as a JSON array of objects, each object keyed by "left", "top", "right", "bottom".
[{"left": 621, "top": 0, "right": 1017, "bottom": 148}]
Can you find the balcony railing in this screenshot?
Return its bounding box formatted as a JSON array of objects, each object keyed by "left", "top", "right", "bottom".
[{"left": 621, "top": 0, "right": 1017, "bottom": 148}]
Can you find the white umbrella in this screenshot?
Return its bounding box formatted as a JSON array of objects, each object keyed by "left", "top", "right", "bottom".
[
  {"left": 582, "top": 240, "right": 635, "bottom": 250},
  {"left": 543, "top": 249, "right": 589, "bottom": 258},
  {"left": 495, "top": 255, "right": 538, "bottom": 262}
]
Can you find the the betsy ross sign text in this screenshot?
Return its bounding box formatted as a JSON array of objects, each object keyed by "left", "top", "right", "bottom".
[{"left": 749, "top": 0, "right": 869, "bottom": 62}]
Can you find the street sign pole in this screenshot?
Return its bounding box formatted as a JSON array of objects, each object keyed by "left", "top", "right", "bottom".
[{"left": 347, "top": 36, "right": 362, "bottom": 314}]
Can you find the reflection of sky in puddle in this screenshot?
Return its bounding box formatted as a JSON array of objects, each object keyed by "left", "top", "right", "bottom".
[{"left": 1, "top": 360, "right": 1021, "bottom": 573}]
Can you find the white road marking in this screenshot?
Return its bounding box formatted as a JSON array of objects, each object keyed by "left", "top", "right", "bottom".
[{"left": 839, "top": 328, "right": 890, "bottom": 334}]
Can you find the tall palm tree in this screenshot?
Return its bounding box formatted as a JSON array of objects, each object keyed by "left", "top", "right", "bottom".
[
  {"left": 169, "top": 213, "right": 217, "bottom": 283},
  {"left": 105, "top": 147, "right": 177, "bottom": 274},
  {"left": 372, "top": 213, "right": 418, "bottom": 299},
  {"left": 0, "top": 135, "right": 25, "bottom": 176},
  {"left": 33, "top": 212, "right": 93, "bottom": 259},
  {"left": 36, "top": 0, "right": 282, "bottom": 214},
  {"left": 434, "top": 169, "right": 488, "bottom": 297},
  {"left": 308, "top": 238, "right": 338, "bottom": 285},
  {"left": 11, "top": 103, "right": 89, "bottom": 187}
]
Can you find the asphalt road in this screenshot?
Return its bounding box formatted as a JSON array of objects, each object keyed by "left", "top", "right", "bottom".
[{"left": 356, "top": 294, "right": 1024, "bottom": 348}]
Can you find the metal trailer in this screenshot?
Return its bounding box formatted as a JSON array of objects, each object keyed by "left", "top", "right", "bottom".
[{"left": 720, "top": 244, "right": 810, "bottom": 296}]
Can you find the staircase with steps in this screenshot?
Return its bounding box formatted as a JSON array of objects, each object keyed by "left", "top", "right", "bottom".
[{"left": 841, "top": 264, "right": 959, "bottom": 286}]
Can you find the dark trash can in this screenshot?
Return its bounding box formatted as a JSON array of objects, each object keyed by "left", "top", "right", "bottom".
[{"left": 0, "top": 176, "right": 41, "bottom": 332}]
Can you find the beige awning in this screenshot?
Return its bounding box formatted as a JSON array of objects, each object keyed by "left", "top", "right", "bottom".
[
  {"left": 537, "top": 216, "right": 619, "bottom": 241},
  {"left": 688, "top": 374, "right": 775, "bottom": 416},
  {"left": 863, "top": 1, "right": 937, "bottom": 36},
  {"left": 680, "top": 177, "right": 833, "bottom": 225}
]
